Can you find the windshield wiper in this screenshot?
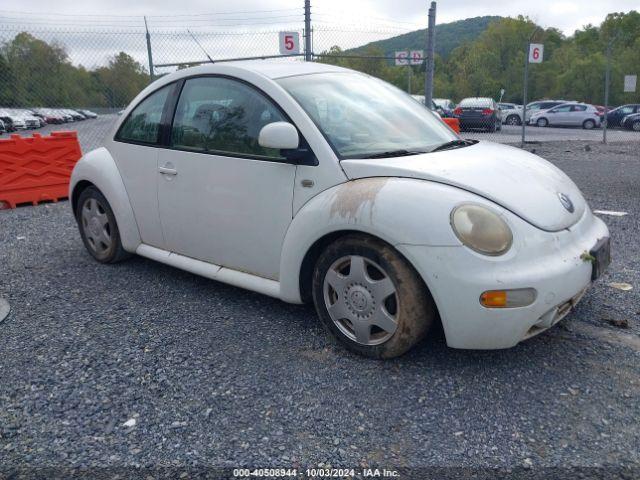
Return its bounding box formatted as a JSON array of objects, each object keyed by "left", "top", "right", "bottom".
[
  {"left": 353, "top": 149, "right": 427, "bottom": 159},
  {"left": 430, "top": 139, "right": 476, "bottom": 153}
]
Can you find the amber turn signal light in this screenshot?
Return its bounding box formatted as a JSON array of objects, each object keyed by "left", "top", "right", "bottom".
[{"left": 480, "top": 288, "right": 537, "bottom": 308}]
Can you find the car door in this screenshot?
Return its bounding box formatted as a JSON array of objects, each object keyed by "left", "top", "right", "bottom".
[
  {"left": 548, "top": 105, "right": 572, "bottom": 126},
  {"left": 111, "top": 83, "right": 175, "bottom": 248},
  {"left": 157, "top": 76, "right": 297, "bottom": 280}
]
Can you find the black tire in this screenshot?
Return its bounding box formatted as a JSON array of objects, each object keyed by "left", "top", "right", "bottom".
[
  {"left": 632, "top": 120, "right": 640, "bottom": 132},
  {"left": 506, "top": 115, "right": 521, "bottom": 126},
  {"left": 312, "top": 235, "right": 436, "bottom": 359},
  {"left": 76, "top": 186, "right": 130, "bottom": 264},
  {"left": 537, "top": 118, "right": 548, "bottom": 127},
  {"left": 582, "top": 119, "right": 596, "bottom": 130}
]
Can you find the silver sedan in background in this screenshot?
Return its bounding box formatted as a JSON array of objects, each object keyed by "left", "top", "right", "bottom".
[{"left": 529, "top": 103, "right": 601, "bottom": 129}]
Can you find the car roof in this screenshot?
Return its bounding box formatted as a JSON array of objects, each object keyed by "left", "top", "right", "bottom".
[{"left": 163, "top": 60, "right": 351, "bottom": 82}]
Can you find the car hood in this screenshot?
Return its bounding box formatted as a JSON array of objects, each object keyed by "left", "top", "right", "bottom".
[{"left": 340, "top": 141, "right": 586, "bottom": 232}]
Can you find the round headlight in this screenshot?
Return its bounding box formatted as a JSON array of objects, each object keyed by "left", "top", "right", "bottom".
[{"left": 451, "top": 204, "right": 513, "bottom": 256}]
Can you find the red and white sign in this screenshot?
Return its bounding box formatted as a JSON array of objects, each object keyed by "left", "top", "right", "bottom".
[
  {"left": 395, "top": 51, "right": 409, "bottom": 66},
  {"left": 409, "top": 50, "right": 424, "bottom": 65},
  {"left": 279, "top": 32, "right": 300, "bottom": 55},
  {"left": 529, "top": 43, "right": 544, "bottom": 63}
]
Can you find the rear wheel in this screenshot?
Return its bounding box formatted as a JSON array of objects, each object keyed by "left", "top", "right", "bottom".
[
  {"left": 76, "top": 186, "right": 130, "bottom": 264},
  {"left": 537, "top": 118, "right": 548, "bottom": 127},
  {"left": 312, "top": 235, "right": 435, "bottom": 359},
  {"left": 632, "top": 120, "right": 640, "bottom": 132},
  {"left": 582, "top": 119, "right": 596, "bottom": 130},
  {"left": 506, "top": 115, "right": 521, "bottom": 126}
]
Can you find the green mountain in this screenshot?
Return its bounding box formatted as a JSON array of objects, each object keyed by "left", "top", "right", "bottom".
[{"left": 346, "top": 16, "right": 503, "bottom": 59}]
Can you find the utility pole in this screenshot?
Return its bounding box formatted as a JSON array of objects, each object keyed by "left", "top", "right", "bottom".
[
  {"left": 304, "top": 0, "right": 312, "bottom": 61},
  {"left": 144, "top": 16, "right": 154, "bottom": 81},
  {"left": 521, "top": 27, "right": 540, "bottom": 147},
  {"left": 424, "top": 2, "right": 436, "bottom": 107}
]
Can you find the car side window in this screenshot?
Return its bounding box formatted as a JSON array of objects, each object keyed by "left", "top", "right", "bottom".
[
  {"left": 171, "top": 77, "right": 286, "bottom": 159},
  {"left": 620, "top": 106, "right": 633, "bottom": 114},
  {"left": 553, "top": 105, "right": 572, "bottom": 112},
  {"left": 116, "top": 85, "right": 171, "bottom": 144},
  {"left": 571, "top": 105, "right": 586, "bottom": 112}
]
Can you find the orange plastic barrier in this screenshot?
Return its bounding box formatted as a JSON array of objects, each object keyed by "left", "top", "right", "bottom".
[
  {"left": 443, "top": 117, "right": 460, "bottom": 133},
  {"left": 0, "top": 131, "right": 81, "bottom": 209}
]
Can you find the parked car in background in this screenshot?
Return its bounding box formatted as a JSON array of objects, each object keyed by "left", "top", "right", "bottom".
[
  {"left": 0, "top": 110, "right": 27, "bottom": 130},
  {"left": 498, "top": 103, "right": 524, "bottom": 125},
  {"left": 621, "top": 112, "right": 640, "bottom": 131},
  {"left": 79, "top": 109, "right": 98, "bottom": 119},
  {"left": 0, "top": 113, "right": 18, "bottom": 132},
  {"left": 606, "top": 104, "right": 640, "bottom": 128},
  {"left": 454, "top": 97, "right": 502, "bottom": 132},
  {"left": 32, "top": 108, "right": 65, "bottom": 124},
  {"left": 524, "top": 100, "right": 568, "bottom": 123},
  {"left": 433, "top": 98, "right": 456, "bottom": 117},
  {"left": 529, "top": 103, "right": 601, "bottom": 129},
  {"left": 54, "top": 109, "right": 74, "bottom": 122}
]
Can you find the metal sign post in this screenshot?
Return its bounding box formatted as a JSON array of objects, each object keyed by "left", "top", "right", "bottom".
[
  {"left": 424, "top": 2, "right": 436, "bottom": 108},
  {"left": 521, "top": 31, "right": 541, "bottom": 147}
]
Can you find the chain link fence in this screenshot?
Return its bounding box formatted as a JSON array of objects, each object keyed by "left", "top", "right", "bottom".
[{"left": 1, "top": 7, "right": 638, "bottom": 152}]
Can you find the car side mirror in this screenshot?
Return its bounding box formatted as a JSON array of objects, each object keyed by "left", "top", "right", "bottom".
[{"left": 258, "top": 122, "right": 299, "bottom": 150}]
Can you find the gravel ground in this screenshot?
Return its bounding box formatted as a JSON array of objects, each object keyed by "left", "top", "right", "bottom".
[{"left": 0, "top": 141, "right": 639, "bottom": 478}]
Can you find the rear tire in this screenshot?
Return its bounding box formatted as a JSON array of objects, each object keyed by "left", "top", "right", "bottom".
[
  {"left": 632, "top": 120, "right": 640, "bottom": 132},
  {"left": 582, "top": 119, "right": 596, "bottom": 130},
  {"left": 506, "top": 115, "right": 521, "bottom": 126},
  {"left": 76, "top": 186, "right": 130, "bottom": 264},
  {"left": 312, "top": 235, "right": 435, "bottom": 359}
]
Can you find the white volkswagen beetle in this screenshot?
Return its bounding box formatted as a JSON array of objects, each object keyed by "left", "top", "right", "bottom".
[{"left": 70, "top": 61, "right": 610, "bottom": 358}]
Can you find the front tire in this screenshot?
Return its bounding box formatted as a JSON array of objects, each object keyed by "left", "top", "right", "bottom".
[
  {"left": 631, "top": 120, "right": 640, "bottom": 132},
  {"left": 506, "top": 115, "right": 521, "bottom": 126},
  {"left": 76, "top": 186, "right": 130, "bottom": 264},
  {"left": 312, "top": 235, "right": 435, "bottom": 359},
  {"left": 537, "top": 118, "right": 548, "bottom": 127}
]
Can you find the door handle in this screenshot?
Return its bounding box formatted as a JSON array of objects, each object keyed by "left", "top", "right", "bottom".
[{"left": 158, "top": 166, "right": 177, "bottom": 176}]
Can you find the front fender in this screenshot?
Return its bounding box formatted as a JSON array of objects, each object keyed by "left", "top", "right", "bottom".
[
  {"left": 69, "top": 147, "right": 141, "bottom": 252},
  {"left": 279, "top": 177, "right": 472, "bottom": 303}
]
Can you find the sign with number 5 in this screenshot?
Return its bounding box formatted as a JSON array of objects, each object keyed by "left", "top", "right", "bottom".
[
  {"left": 529, "top": 43, "right": 544, "bottom": 63},
  {"left": 279, "top": 32, "right": 300, "bottom": 55}
]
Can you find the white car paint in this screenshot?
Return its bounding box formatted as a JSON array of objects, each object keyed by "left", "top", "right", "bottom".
[{"left": 70, "top": 61, "right": 610, "bottom": 350}]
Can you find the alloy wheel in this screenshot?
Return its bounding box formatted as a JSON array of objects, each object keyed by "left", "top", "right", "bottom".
[{"left": 323, "top": 255, "right": 398, "bottom": 346}]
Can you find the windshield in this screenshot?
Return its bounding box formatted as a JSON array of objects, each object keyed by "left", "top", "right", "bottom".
[{"left": 278, "top": 72, "right": 457, "bottom": 159}]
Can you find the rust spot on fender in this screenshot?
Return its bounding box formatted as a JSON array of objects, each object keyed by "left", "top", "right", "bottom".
[{"left": 329, "top": 178, "right": 389, "bottom": 222}]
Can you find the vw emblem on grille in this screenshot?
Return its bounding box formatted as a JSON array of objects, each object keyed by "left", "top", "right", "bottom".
[{"left": 558, "top": 192, "right": 575, "bottom": 213}]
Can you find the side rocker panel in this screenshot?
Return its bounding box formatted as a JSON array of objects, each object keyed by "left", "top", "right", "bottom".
[
  {"left": 279, "top": 177, "right": 472, "bottom": 303},
  {"left": 69, "top": 147, "right": 141, "bottom": 253}
]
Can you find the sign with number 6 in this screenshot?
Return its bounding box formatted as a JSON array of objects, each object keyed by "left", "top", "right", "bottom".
[
  {"left": 529, "top": 43, "right": 544, "bottom": 63},
  {"left": 279, "top": 32, "right": 300, "bottom": 55}
]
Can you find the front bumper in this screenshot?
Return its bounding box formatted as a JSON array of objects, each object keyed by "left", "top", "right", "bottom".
[{"left": 398, "top": 209, "right": 610, "bottom": 349}]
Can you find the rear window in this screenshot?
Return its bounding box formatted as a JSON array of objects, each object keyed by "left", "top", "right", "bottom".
[{"left": 459, "top": 98, "right": 492, "bottom": 108}]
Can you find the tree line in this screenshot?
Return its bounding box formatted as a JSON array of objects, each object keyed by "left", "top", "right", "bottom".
[
  {"left": 319, "top": 12, "right": 640, "bottom": 106},
  {"left": 0, "top": 11, "right": 638, "bottom": 109},
  {"left": 0, "top": 32, "right": 149, "bottom": 108}
]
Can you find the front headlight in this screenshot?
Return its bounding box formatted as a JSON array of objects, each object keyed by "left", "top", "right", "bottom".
[{"left": 450, "top": 204, "right": 513, "bottom": 256}]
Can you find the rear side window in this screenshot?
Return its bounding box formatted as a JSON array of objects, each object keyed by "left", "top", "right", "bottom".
[
  {"left": 572, "top": 105, "right": 587, "bottom": 112},
  {"left": 116, "top": 85, "right": 171, "bottom": 144},
  {"left": 170, "top": 76, "right": 286, "bottom": 159}
]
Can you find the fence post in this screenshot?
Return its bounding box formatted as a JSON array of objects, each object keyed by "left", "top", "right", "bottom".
[
  {"left": 304, "top": 0, "right": 312, "bottom": 61},
  {"left": 424, "top": 2, "right": 436, "bottom": 107},
  {"left": 144, "top": 16, "right": 154, "bottom": 81},
  {"left": 521, "top": 27, "right": 540, "bottom": 147}
]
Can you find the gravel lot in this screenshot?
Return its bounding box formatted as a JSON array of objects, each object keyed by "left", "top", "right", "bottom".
[{"left": 0, "top": 141, "right": 639, "bottom": 478}]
